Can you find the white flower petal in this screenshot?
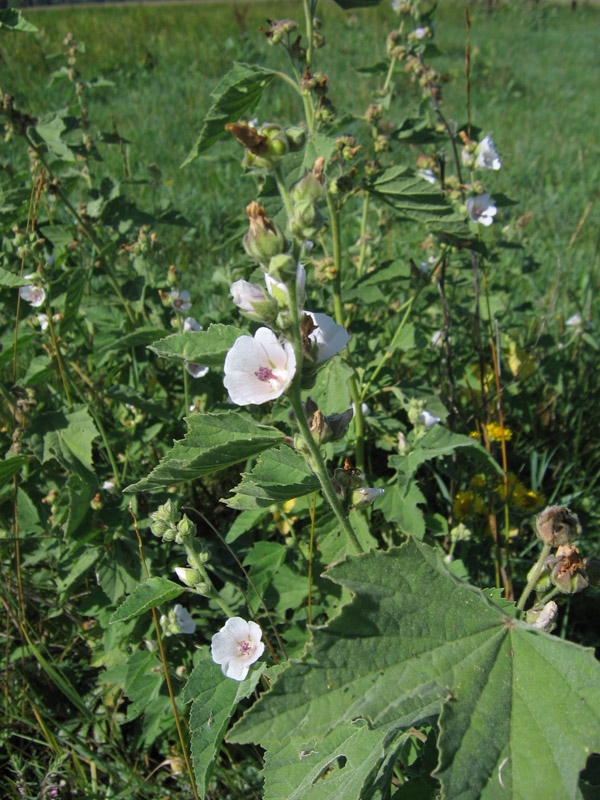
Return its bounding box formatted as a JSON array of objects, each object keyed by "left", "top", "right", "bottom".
[
  {"left": 475, "top": 135, "right": 501, "bottom": 171},
  {"left": 19, "top": 284, "right": 45, "bottom": 308},
  {"left": 173, "top": 604, "right": 196, "bottom": 635},
  {"left": 419, "top": 410, "right": 441, "bottom": 429},
  {"left": 223, "top": 328, "right": 296, "bottom": 405},
  {"left": 185, "top": 363, "right": 209, "bottom": 378},
  {"left": 211, "top": 616, "right": 265, "bottom": 681},
  {"left": 183, "top": 316, "right": 202, "bottom": 332},
  {"left": 304, "top": 311, "right": 350, "bottom": 363},
  {"left": 466, "top": 194, "right": 497, "bottom": 226}
]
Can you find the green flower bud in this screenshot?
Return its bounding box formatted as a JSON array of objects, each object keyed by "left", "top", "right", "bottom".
[
  {"left": 175, "top": 515, "right": 196, "bottom": 544},
  {"left": 352, "top": 487, "right": 385, "bottom": 509},
  {"left": 198, "top": 550, "right": 210, "bottom": 564},
  {"left": 243, "top": 201, "right": 288, "bottom": 265},
  {"left": 450, "top": 523, "right": 472, "bottom": 543},
  {"left": 195, "top": 582, "right": 212, "bottom": 597},
  {"left": 535, "top": 505, "right": 581, "bottom": 548},
  {"left": 267, "top": 253, "right": 298, "bottom": 282},
  {"left": 526, "top": 558, "right": 552, "bottom": 595},
  {"left": 285, "top": 124, "right": 307, "bottom": 152},
  {"left": 290, "top": 157, "right": 326, "bottom": 206},
  {"left": 288, "top": 198, "right": 325, "bottom": 239},
  {"left": 150, "top": 498, "right": 180, "bottom": 540},
  {"left": 174, "top": 566, "right": 201, "bottom": 587}
]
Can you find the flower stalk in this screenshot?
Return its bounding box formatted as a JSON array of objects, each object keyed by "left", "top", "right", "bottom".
[{"left": 516, "top": 543, "right": 551, "bottom": 614}]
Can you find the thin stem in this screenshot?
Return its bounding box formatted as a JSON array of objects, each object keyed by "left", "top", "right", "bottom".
[
  {"left": 46, "top": 306, "right": 72, "bottom": 407},
  {"left": 361, "top": 295, "right": 415, "bottom": 400},
  {"left": 516, "top": 543, "right": 551, "bottom": 614},
  {"left": 288, "top": 385, "right": 363, "bottom": 554},
  {"left": 307, "top": 492, "right": 317, "bottom": 626},
  {"left": 129, "top": 506, "right": 200, "bottom": 800},
  {"left": 382, "top": 55, "right": 398, "bottom": 94},
  {"left": 356, "top": 192, "right": 370, "bottom": 278},
  {"left": 303, "top": 0, "right": 314, "bottom": 72}
]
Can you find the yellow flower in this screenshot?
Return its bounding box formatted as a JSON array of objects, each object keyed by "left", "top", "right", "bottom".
[
  {"left": 469, "top": 431, "right": 481, "bottom": 441},
  {"left": 513, "top": 487, "right": 546, "bottom": 512},
  {"left": 486, "top": 422, "right": 512, "bottom": 442},
  {"left": 453, "top": 490, "right": 488, "bottom": 520}
]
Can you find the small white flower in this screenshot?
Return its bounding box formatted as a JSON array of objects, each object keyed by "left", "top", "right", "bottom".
[
  {"left": 475, "top": 135, "right": 501, "bottom": 171},
  {"left": 431, "top": 330, "right": 443, "bottom": 347},
  {"left": 223, "top": 327, "right": 296, "bottom": 406},
  {"left": 466, "top": 194, "right": 497, "bottom": 227},
  {"left": 415, "top": 26, "right": 426, "bottom": 39},
  {"left": 171, "top": 289, "right": 191, "bottom": 313},
  {"left": 352, "top": 402, "right": 370, "bottom": 416},
  {"left": 173, "top": 604, "right": 196, "bottom": 635},
  {"left": 36, "top": 313, "right": 49, "bottom": 331},
  {"left": 183, "top": 316, "right": 202, "bottom": 332},
  {"left": 566, "top": 313, "right": 582, "bottom": 327},
  {"left": 417, "top": 168, "right": 436, "bottom": 185},
  {"left": 304, "top": 311, "right": 350, "bottom": 364},
  {"left": 419, "top": 410, "right": 441, "bottom": 429},
  {"left": 230, "top": 280, "right": 268, "bottom": 314},
  {"left": 185, "top": 363, "right": 209, "bottom": 378},
  {"left": 19, "top": 283, "right": 45, "bottom": 308},
  {"left": 102, "top": 479, "right": 116, "bottom": 492},
  {"left": 211, "top": 616, "right": 265, "bottom": 681}
]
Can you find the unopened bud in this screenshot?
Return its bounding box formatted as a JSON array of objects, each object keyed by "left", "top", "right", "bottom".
[
  {"left": 288, "top": 198, "right": 325, "bottom": 239},
  {"left": 267, "top": 253, "right": 298, "bottom": 282},
  {"left": 174, "top": 566, "right": 201, "bottom": 587},
  {"left": 525, "top": 600, "right": 558, "bottom": 632},
  {"left": 243, "top": 202, "right": 288, "bottom": 264},
  {"left": 526, "top": 558, "right": 552, "bottom": 594},
  {"left": 290, "top": 162, "right": 326, "bottom": 207},
  {"left": 286, "top": 124, "right": 307, "bottom": 152},
  {"left": 352, "top": 487, "right": 385, "bottom": 508},
  {"left": 450, "top": 523, "right": 472, "bottom": 543},
  {"left": 175, "top": 515, "right": 196, "bottom": 544},
  {"left": 230, "top": 279, "right": 277, "bottom": 322},
  {"left": 535, "top": 505, "right": 581, "bottom": 547},
  {"left": 150, "top": 498, "right": 180, "bottom": 540}
]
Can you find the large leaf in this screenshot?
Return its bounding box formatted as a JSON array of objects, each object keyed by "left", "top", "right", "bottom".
[
  {"left": 126, "top": 412, "right": 285, "bottom": 492},
  {"left": 230, "top": 540, "right": 600, "bottom": 800},
  {"left": 367, "top": 166, "right": 472, "bottom": 238},
  {"left": 109, "top": 577, "right": 184, "bottom": 624},
  {"left": 182, "top": 62, "right": 276, "bottom": 166},
  {"left": 149, "top": 323, "right": 248, "bottom": 368},
  {"left": 182, "top": 649, "right": 264, "bottom": 795},
  {"left": 223, "top": 446, "right": 320, "bottom": 510},
  {"left": 24, "top": 404, "right": 99, "bottom": 474},
  {"left": 0, "top": 266, "right": 31, "bottom": 287},
  {"left": 0, "top": 8, "right": 37, "bottom": 32}
]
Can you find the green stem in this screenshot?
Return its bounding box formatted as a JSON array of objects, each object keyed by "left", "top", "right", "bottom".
[
  {"left": 361, "top": 295, "right": 415, "bottom": 401},
  {"left": 516, "top": 543, "right": 551, "bottom": 614},
  {"left": 185, "top": 542, "right": 236, "bottom": 618},
  {"left": 303, "top": 0, "right": 314, "bottom": 72},
  {"left": 275, "top": 167, "right": 294, "bottom": 220},
  {"left": 183, "top": 366, "right": 190, "bottom": 418},
  {"left": 536, "top": 586, "right": 561, "bottom": 607},
  {"left": 383, "top": 55, "right": 398, "bottom": 94},
  {"left": 326, "top": 192, "right": 365, "bottom": 470},
  {"left": 356, "top": 192, "right": 370, "bottom": 278}
]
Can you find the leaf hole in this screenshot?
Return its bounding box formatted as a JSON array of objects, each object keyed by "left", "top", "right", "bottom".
[{"left": 312, "top": 755, "right": 347, "bottom": 783}]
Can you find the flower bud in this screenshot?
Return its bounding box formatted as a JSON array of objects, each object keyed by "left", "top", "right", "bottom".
[
  {"left": 290, "top": 164, "right": 326, "bottom": 207},
  {"left": 550, "top": 545, "right": 589, "bottom": 594},
  {"left": 526, "top": 558, "right": 552, "bottom": 594},
  {"left": 230, "top": 279, "right": 277, "bottom": 322},
  {"left": 243, "top": 202, "right": 288, "bottom": 265},
  {"left": 525, "top": 600, "right": 558, "bottom": 632},
  {"left": 150, "top": 499, "right": 180, "bottom": 540},
  {"left": 195, "top": 582, "right": 212, "bottom": 597},
  {"left": 288, "top": 198, "right": 325, "bottom": 239},
  {"left": 174, "top": 567, "right": 201, "bottom": 587},
  {"left": 535, "top": 505, "right": 581, "bottom": 548},
  {"left": 175, "top": 515, "right": 196, "bottom": 544},
  {"left": 198, "top": 550, "right": 210, "bottom": 564},
  {"left": 450, "top": 523, "right": 472, "bottom": 543},
  {"left": 267, "top": 253, "right": 299, "bottom": 282},
  {"left": 352, "top": 487, "right": 385, "bottom": 508},
  {"left": 242, "top": 122, "right": 289, "bottom": 171}
]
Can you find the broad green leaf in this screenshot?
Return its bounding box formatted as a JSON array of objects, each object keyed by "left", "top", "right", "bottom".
[
  {"left": 310, "top": 359, "right": 354, "bottom": 416},
  {"left": 126, "top": 412, "right": 285, "bottom": 492},
  {"left": 123, "top": 650, "right": 172, "bottom": 748},
  {"left": 0, "top": 455, "right": 25, "bottom": 487},
  {"left": 96, "top": 538, "right": 141, "bottom": 605},
  {"left": 182, "top": 649, "right": 264, "bottom": 795},
  {"left": 24, "top": 404, "right": 99, "bottom": 473},
  {"left": 225, "top": 508, "right": 271, "bottom": 543},
  {"left": 35, "top": 111, "right": 76, "bottom": 162},
  {"left": 148, "top": 323, "right": 248, "bottom": 367},
  {"left": 0, "top": 266, "right": 31, "bottom": 287},
  {"left": 0, "top": 8, "right": 37, "bottom": 32},
  {"left": 231, "top": 540, "right": 600, "bottom": 800},
  {"left": 367, "top": 166, "right": 472, "bottom": 238},
  {"left": 375, "top": 479, "right": 426, "bottom": 537},
  {"left": 223, "top": 446, "right": 320, "bottom": 510},
  {"left": 244, "top": 541, "right": 287, "bottom": 607},
  {"left": 182, "top": 62, "right": 276, "bottom": 166},
  {"left": 109, "top": 577, "right": 184, "bottom": 624},
  {"left": 17, "top": 488, "right": 42, "bottom": 534}
]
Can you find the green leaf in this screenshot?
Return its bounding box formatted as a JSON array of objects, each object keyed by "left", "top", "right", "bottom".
[
  {"left": 244, "top": 541, "right": 287, "bottom": 607},
  {"left": 309, "top": 359, "right": 354, "bottom": 416},
  {"left": 0, "top": 266, "right": 31, "bottom": 287},
  {"left": 109, "top": 577, "right": 184, "bottom": 624},
  {"left": 367, "top": 166, "right": 472, "bottom": 238},
  {"left": 182, "top": 62, "right": 276, "bottom": 166},
  {"left": 375, "top": 479, "right": 426, "bottom": 537},
  {"left": 0, "top": 8, "right": 37, "bottom": 32},
  {"left": 0, "top": 455, "right": 25, "bottom": 487},
  {"left": 24, "top": 404, "right": 99, "bottom": 474},
  {"left": 231, "top": 540, "right": 600, "bottom": 800},
  {"left": 182, "top": 649, "right": 264, "bottom": 795},
  {"left": 330, "top": 0, "right": 382, "bottom": 9},
  {"left": 223, "top": 446, "right": 319, "bottom": 510},
  {"left": 148, "top": 323, "right": 248, "bottom": 367},
  {"left": 125, "top": 412, "right": 285, "bottom": 492},
  {"left": 102, "top": 326, "right": 170, "bottom": 352},
  {"left": 35, "top": 111, "right": 76, "bottom": 162}
]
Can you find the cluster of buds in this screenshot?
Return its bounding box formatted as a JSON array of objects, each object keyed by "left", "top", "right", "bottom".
[
  {"left": 174, "top": 564, "right": 211, "bottom": 595},
  {"left": 150, "top": 499, "right": 196, "bottom": 544},
  {"left": 12, "top": 226, "right": 45, "bottom": 261},
  {"left": 333, "top": 458, "right": 384, "bottom": 511},
  {"left": 226, "top": 121, "right": 305, "bottom": 173},
  {"left": 259, "top": 18, "right": 299, "bottom": 46},
  {"left": 288, "top": 157, "right": 327, "bottom": 239},
  {"left": 120, "top": 227, "right": 158, "bottom": 259}
]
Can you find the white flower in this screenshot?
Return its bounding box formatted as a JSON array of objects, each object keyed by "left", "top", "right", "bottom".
[
  {"left": 352, "top": 402, "right": 370, "bottom": 416},
  {"left": 419, "top": 410, "right": 441, "bottom": 429},
  {"left": 102, "top": 479, "right": 116, "bottom": 492},
  {"left": 171, "top": 289, "right": 191, "bottom": 313},
  {"left": 566, "top": 313, "right": 582, "bottom": 327},
  {"left": 417, "top": 168, "right": 436, "bottom": 185},
  {"left": 304, "top": 311, "right": 350, "bottom": 364},
  {"left": 173, "top": 604, "right": 196, "bottom": 635},
  {"left": 415, "top": 26, "right": 426, "bottom": 39},
  {"left": 211, "top": 616, "right": 265, "bottom": 681},
  {"left": 223, "top": 327, "right": 296, "bottom": 405},
  {"left": 431, "top": 330, "right": 443, "bottom": 347},
  {"left": 36, "top": 313, "right": 49, "bottom": 331},
  {"left": 183, "top": 316, "right": 202, "bottom": 332},
  {"left": 466, "top": 194, "right": 497, "bottom": 227},
  {"left": 19, "top": 283, "right": 45, "bottom": 308},
  {"left": 475, "top": 135, "right": 501, "bottom": 171},
  {"left": 185, "top": 363, "right": 209, "bottom": 378},
  {"left": 230, "top": 280, "right": 268, "bottom": 314}
]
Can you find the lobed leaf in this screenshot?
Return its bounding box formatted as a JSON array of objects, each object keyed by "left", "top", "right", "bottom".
[{"left": 148, "top": 323, "right": 248, "bottom": 367}]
